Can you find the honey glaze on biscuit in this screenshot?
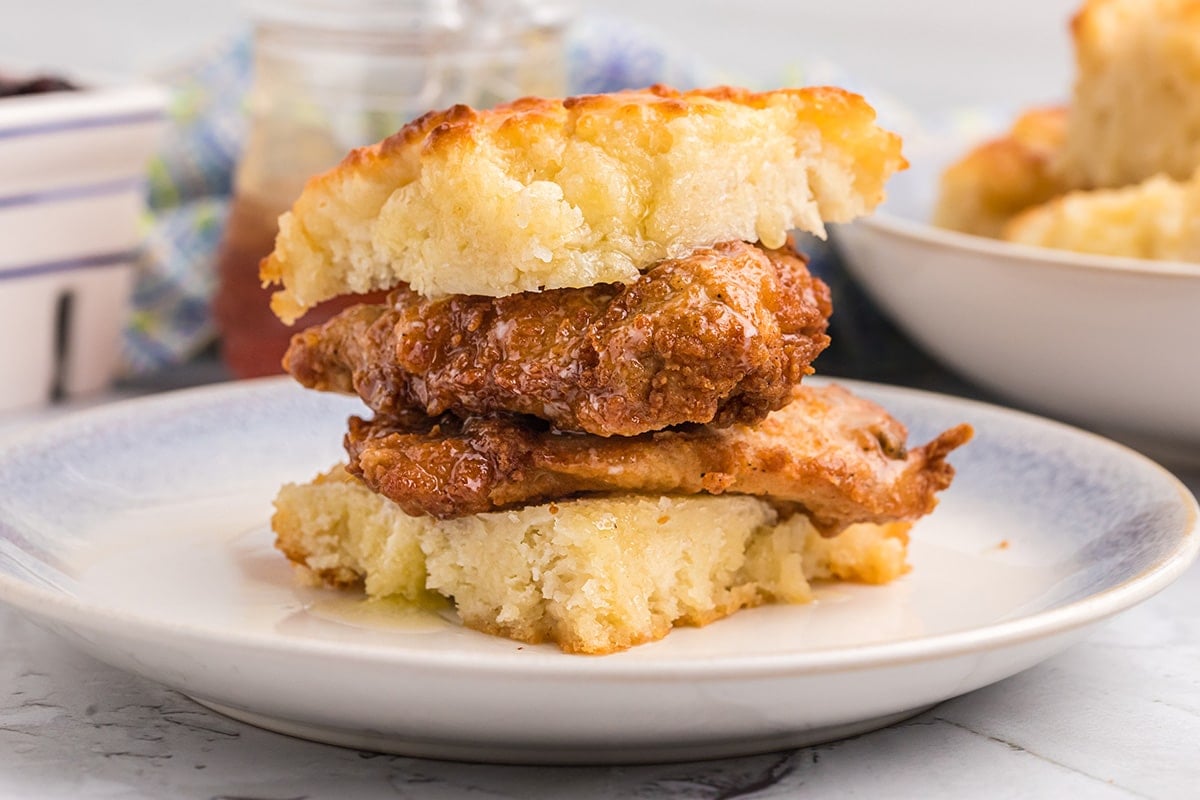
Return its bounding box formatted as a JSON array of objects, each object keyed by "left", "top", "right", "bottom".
[{"left": 302, "top": 593, "right": 453, "bottom": 634}]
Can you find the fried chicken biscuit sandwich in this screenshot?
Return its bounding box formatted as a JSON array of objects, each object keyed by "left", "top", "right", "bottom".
[{"left": 265, "top": 86, "right": 972, "bottom": 654}]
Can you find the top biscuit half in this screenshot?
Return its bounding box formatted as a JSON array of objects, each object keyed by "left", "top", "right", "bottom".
[{"left": 261, "top": 85, "right": 906, "bottom": 323}]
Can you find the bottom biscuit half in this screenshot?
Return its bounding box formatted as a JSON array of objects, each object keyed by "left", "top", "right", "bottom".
[{"left": 272, "top": 466, "right": 911, "bottom": 655}]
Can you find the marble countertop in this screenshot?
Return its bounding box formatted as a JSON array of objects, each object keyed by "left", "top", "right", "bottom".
[{"left": 1, "top": 377, "right": 1197, "bottom": 800}]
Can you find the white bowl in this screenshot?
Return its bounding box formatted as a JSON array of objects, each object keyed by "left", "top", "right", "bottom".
[
  {"left": 835, "top": 155, "right": 1200, "bottom": 460},
  {"left": 0, "top": 83, "right": 167, "bottom": 411}
]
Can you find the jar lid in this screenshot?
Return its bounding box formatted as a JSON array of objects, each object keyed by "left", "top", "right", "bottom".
[
  {"left": 249, "top": 0, "right": 465, "bottom": 34},
  {"left": 463, "top": 0, "right": 576, "bottom": 29}
]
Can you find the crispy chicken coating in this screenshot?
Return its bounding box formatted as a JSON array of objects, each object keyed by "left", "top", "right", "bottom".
[
  {"left": 286, "top": 241, "right": 832, "bottom": 437},
  {"left": 344, "top": 383, "right": 973, "bottom": 534}
]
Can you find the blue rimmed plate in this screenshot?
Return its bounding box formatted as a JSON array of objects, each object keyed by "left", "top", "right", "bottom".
[{"left": 0, "top": 377, "right": 1194, "bottom": 763}]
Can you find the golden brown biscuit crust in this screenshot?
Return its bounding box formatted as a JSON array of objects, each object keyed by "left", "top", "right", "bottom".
[{"left": 933, "top": 107, "right": 1070, "bottom": 238}]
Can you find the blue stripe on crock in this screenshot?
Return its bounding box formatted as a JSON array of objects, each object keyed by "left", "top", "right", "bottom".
[
  {"left": 0, "top": 251, "right": 139, "bottom": 281},
  {"left": 0, "top": 110, "right": 164, "bottom": 139},
  {"left": 0, "top": 177, "right": 144, "bottom": 210}
]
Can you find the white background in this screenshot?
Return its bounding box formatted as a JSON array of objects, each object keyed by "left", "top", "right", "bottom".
[{"left": 1, "top": 0, "right": 1079, "bottom": 114}]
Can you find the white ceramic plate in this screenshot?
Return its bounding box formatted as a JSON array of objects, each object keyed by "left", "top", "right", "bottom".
[
  {"left": 834, "top": 151, "right": 1200, "bottom": 459},
  {"left": 0, "top": 378, "right": 1195, "bottom": 764}
]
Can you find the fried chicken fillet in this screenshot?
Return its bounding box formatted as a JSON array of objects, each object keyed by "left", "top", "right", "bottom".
[
  {"left": 285, "top": 241, "right": 832, "bottom": 437},
  {"left": 345, "top": 383, "right": 973, "bottom": 534}
]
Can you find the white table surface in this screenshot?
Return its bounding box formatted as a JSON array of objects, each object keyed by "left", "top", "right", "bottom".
[{"left": 0, "top": 375, "right": 1197, "bottom": 800}]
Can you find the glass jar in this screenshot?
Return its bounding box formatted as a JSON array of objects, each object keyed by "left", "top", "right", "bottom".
[{"left": 214, "top": 0, "right": 574, "bottom": 378}]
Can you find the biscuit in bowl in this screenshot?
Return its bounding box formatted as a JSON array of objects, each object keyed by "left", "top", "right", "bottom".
[
  {"left": 933, "top": 107, "right": 1069, "bottom": 239},
  {"left": 1062, "top": 0, "right": 1200, "bottom": 188},
  {"left": 1003, "top": 167, "right": 1200, "bottom": 260}
]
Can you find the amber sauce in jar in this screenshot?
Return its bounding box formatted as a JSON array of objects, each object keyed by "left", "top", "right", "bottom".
[{"left": 215, "top": 0, "right": 572, "bottom": 377}]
